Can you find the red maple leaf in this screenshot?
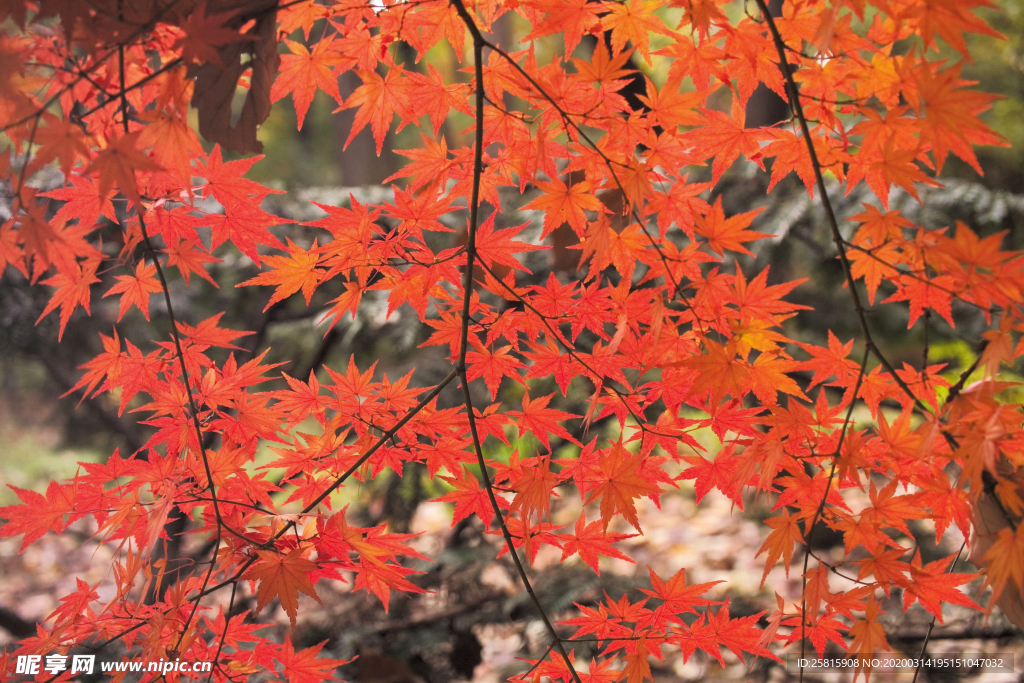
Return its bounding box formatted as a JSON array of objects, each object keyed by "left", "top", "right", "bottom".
[{"left": 103, "top": 260, "right": 163, "bottom": 321}]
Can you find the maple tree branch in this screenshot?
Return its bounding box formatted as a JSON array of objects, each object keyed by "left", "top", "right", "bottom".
[
  {"left": 447, "top": 4, "right": 584, "bottom": 682},
  {"left": 911, "top": 538, "right": 968, "bottom": 683},
  {"left": 893, "top": 624, "right": 1021, "bottom": 642},
  {"left": 299, "top": 368, "right": 458, "bottom": 513},
  {"left": 752, "top": 0, "right": 927, "bottom": 415},
  {"left": 77, "top": 58, "right": 185, "bottom": 122},
  {"left": 797, "top": 347, "right": 869, "bottom": 683},
  {"left": 753, "top": 10, "right": 997, "bottom": 673},
  {"left": 473, "top": 258, "right": 679, "bottom": 440},
  {"left": 1, "top": 0, "right": 189, "bottom": 135},
  {"left": 474, "top": 38, "right": 714, "bottom": 333},
  {"left": 116, "top": 37, "right": 223, "bottom": 649},
  {"left": 85, "top": 367, "right": 459, "bottom": 654},
  {"left": 840, "top": 239, "right": 997, "bottom": 315},
  {"left": 360, "top": 592, "right": 501, "bottom": 635},
  {"left": 207, "top": 581, "right": 238, "bottom": 683},
  {"left": 946, "top": 340, "right": 988, "bottom": 403}
]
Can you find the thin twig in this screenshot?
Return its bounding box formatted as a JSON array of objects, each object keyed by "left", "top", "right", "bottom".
[{"left": 447, "top": 2, "right": 583, "bottom": 681}]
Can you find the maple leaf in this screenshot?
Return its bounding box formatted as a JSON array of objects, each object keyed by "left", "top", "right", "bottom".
[
  {"left": 205, "top": 609, "right": 265, "bottom": 650},
  {"left": 509, "top": 455, "right": 560, "bottom": 522},
  {"left": 693, "top": 197, "right": 767, "bottom": 257},
  {"left": 912, "top": 61, "right": 1008, "bottom": 174},
  {"left": 798, "top": 331, "right": 859, "bottom": 389},
  {"left": 523, "top": 0, "right": 601, "bottom": 54},
  {"left": 981, "top": 524, "right": 1024, "bottom": 609},
  {"left": 641, "top": 566, "right": 721, "bottom": 614},
  {"left": 437, "top": 468, "right": 507, "bottom": 526},
  {"left": 103, "top": 260, "right": 162, "bottom": 321},
  {"left": 0, "top": 481, "right": 78, "bottom": 552},
  {"left": 206, "top": 204, "right": 289, "bottom": 266},
  {"left": 847, "top": 240, "right": 901, "bottom": 305},
  {"left": 244, "top": 548, "right": 323, "bottom": 628},
  {"left": 270, "top": 371, "right": 329, "bottom": 428},
  {"left": 239, "top": 238, "right": 323, "bottom": 310},
  {"left": 520, "top": 177, "right": 605, "bottom": 238},
  {"left": 406, "top": 65, "right": 473, "bottom": 136},
  {"left": 637, "top": 75, "right": 705, "bottom": 130},
  {"left": 343, "top": 66, "right": 411, "bottom": 154},
  {"left": 86, "top": 133, "right": 162, "bottom": 207},
  {"left": 272, "top": 38, "right": 349, "bottom": 130},
  {"left": 508, "top": 390, "right": 580, "bottom": 450},
  {"left": 574, "top": 218, "right": 650, "bottom": 282},
  {"left": 473, "top": 215, "right": 545, "bottom": 274},
  {"left": 680, "top": 449, "right": 743, "bottom": 506},
  {"left": 48, "top": 577, "right": 99, "bottom": 626},
  {"left": 37, "top": 257, "right": 101, "bottom": 340},
  {"left": 881, "top": 275, "right": 956, "bottom": 328},
  {"left": 781, "top": 611, "right": 847, "bottom": 657},
  {"left": 670, "top": 338, "right": 749, "bottom": 407},
  {"left": 902, "top": 550, "right": 980, "bottom": 623},
  {"left": 560, "top": 512, "right": 635, "bottom": 574},
  {"left": 602, "top": 0, "right": 673, "bottom": 62},
  {"left": 272, "top": 634, "right": 346, "bottom": 683},
  {"left": 32, "top": 113, "right": 91, "bottom": 175},
  {"left": 465, "top": 340, "right": 524, "bottom": 399},
  {"left": 756, "top": 507, "right": 804, "bottom": 587},
  {"left": 584, "top": 438, "right": 659, "bottom": 531},
  {"left": 848, "top": 595, "right": 891, "bottom": 664},
  {"left": 386, "top": 134, "right": 453, "bottom": 192},
  {"left": 687, "top": 106, "right": 768, "bottom": 184},
  {"left": 137, "top": 110, "right": 203, "bottom": 184},
  {"left": 164, "top": 237, "right": 221, "bottom": 286},
  {"left": 179, "top": 313, "right": 253, "bottom": 349},
  {"left": 172, "top": 2, "right": 249, "bottom": 66},
  {"left": 621, "top": 641, "right": 652, "bottom": 683},
  {"left": 848, "top": 139, "right": 941, "bottom": 209},
  {"left": 41, "top": 175, "right": 117, "bottom": 232},
  {"left": 747, "top": 353, "right": 807, "bottom": 406},
  {"left": 196, "top": 145, "right": 282, "bottom": 208}
]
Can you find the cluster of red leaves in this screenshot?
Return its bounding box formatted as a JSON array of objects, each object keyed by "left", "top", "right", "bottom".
[{"left": 0, "top": 0, "right": 1023, "bottom": 681}]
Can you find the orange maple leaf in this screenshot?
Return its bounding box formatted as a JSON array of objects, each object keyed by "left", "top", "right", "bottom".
[
  {"left": 272, "top": 38, "right": 349, "bottom": 130},
  {"left": 138, "top": 110, "right": 202, "bottom": 185},
  {"left": 342, "top": 66, "right": 411, "bottom": 154},
  {"left": 0, "top": 481, "right": 78, "bottom": 552},
  {"left": 239, "top": 238, "right": 323, "bottom": 310},
  {"left": 37, "top": 257, "right": 101, "bottom": 340},
  {"left": 520, "top": 177, "right": 605, "bottom": 238},
  {"left": 32, "top": 113, "right": 91, "bottom": 175},
  {"left": 903, "top": 550, "right": 980, "bottom": 623},
  {"left": 523, "top": 0, "right": 601, "bottom": 54},
  {"left": 86, "top": 133, "right": 162, "bottom": 208},
  {"left": 756, "top": 508, "right": 804, "bottom": 587},
  {"left": 688, "top": 106, "right": 768, "bottom": 184},
  {"left": 672, "top": 338, "right": 750, "bottom": 407},
  {"left": 585, "top": 438, "right": 659, "bottom": 531},
  {"left": 601, "top": 0, "right": 672, "bottom": 62},
  {"left": 103, "top": 260, "right": 163, "bottom": 321},
  {"left": 172, "top": 2, "right": 250, "bottom": 66},
  {"left": 244, "top": 548, "right": 322, "bottom": 628},
  {"left": 693, "top": 197, "right": 767, "bottom": 257}
]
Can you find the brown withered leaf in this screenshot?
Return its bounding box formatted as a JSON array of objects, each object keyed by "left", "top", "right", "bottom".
[
  {"left": 189, "top": 0, "right": 279, "bottom": 153},
  {"left": 969, "top": 474, "right": 1024, "bottom": 629}
]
